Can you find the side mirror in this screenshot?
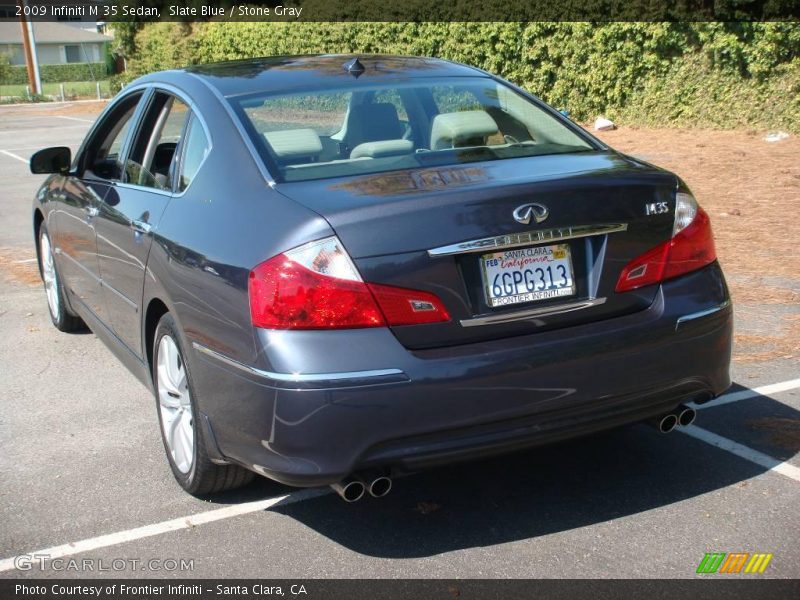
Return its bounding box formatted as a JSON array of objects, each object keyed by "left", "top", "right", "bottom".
[{"left": 30, "top": 147, "right": 71, "bottom": 175}]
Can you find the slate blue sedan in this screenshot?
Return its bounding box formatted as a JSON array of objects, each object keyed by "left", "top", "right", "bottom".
[{"left": 30, "top": 55, "right": 732, "bottom": 501}]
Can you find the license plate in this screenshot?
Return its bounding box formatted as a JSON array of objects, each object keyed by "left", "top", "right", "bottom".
[{"left": 481, "top": 243, "right": 576, "bottom": 307}]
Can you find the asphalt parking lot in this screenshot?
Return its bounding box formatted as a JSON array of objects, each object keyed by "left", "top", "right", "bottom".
[{"left": 0, "top": 102, "right": 798, "bottom": 579}]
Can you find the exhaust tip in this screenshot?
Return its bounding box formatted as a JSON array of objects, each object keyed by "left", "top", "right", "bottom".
[
  {"left": 677, "top": 405, "right": 696, "bottom": 427},
  {"left": 368, "top": 476, "right": 393, "bottom": 498},
  {"left": 331, "top": 480, "right": 366, "bottom": 503},
  {"left": 659, "top": 413, "right": 678, "bottom": 434}
]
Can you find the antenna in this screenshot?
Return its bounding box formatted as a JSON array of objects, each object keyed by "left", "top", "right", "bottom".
[{"left": 343, "top": 58, "right": 365, "bottom": 78}]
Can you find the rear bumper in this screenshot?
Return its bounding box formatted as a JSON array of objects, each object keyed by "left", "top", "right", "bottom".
[{"left": 189, "top": 263, "right": 732, "bottom": 487}]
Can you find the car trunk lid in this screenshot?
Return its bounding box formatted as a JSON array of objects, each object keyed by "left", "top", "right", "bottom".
[{"left": 275, "top": 151, "right": 678, "bottom": 349}]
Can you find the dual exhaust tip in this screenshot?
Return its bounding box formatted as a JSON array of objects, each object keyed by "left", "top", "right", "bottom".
[
  {"left": 330, "top": 473, "right": 392, "bottom": 503},
  {"left": 650, "top": 404, "right": 696, "bottom": 434},
  {"left": 333, "top": 405, "right": 698, "bottom": 500}
]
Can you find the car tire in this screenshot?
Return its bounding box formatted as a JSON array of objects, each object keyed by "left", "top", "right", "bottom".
[
  {"left": 153, "top": 313, "right": 254, "bottom": 495},
  {"left": 38, "top": 224, "right": 85, "bottom": 333}
]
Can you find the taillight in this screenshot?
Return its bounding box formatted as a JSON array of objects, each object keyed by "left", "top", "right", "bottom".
[
  {"left": 367, "top": 283, "right": 450, "bottom": 326},
  {"left": 248, "top": 236, "right": 450, "bottom": 329},
  {"left": 248, "top": 238, "right": 385, "bottom": 329},
  {"left": 616, "top": 192, "right": 717, "bottom": 293}
]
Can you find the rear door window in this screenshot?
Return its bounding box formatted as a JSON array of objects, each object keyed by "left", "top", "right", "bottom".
[{"left": 125, "top": 93, "right": 191, "bottom": 191}]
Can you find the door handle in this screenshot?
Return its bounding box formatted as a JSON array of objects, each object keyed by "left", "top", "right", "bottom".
[{"left": 131, "top": 219, "right": 152, "bottom": 234}]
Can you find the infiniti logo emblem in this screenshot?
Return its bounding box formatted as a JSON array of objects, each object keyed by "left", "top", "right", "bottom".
[{"left": 513, "top": 203, "right": 549, "bottom": 225}]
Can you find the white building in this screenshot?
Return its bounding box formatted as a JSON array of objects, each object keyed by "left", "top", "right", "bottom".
[
  {"left": 0, "top": 20, "right": 111, "bottom": 66},
  {"left": 0, "top": 1, "right": 104, "bottom": 33}
]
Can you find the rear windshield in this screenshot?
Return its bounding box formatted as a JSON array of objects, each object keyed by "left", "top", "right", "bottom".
[{"left": 230, "top": 77, "right": 595, "bottom": 183}]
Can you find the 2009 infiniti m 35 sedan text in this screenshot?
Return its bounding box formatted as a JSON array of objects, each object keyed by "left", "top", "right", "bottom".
[{"left": 30, "top": 55, "right": 732, "bottom": 501}]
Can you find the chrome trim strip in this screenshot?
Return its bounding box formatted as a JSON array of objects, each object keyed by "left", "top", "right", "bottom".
[
  {"left": 428, "top": 223, "right": 628, "bottom": 257},
  {"left": 675, "top": 300, "right": 731, "bottom": 330},
  {"left": 192, "top": 342, "right": 406, "bottom": 384},
  {"left": 460, "top": 297, "right": 607, "bottom": 327}
]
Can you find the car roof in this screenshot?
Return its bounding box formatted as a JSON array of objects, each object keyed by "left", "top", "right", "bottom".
[{"left": 177, "top": 54, "right": 489, "bottom": 97}]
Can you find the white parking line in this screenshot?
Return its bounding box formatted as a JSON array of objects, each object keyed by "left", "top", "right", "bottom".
[
  {"left": 0, "top": 487, "right": 332, "bottom": 573},
  {"left": 5, "top": 144, "right": 83, "bottom": 152},
  {"left": 57, "top": 115, "right": 94, "bottom": 123},
  {"left": 0, "top": 149, "right": 28, "bottom": 164},
  {"left": 691, "top": 378, "right": 800, "bottom": 410},
  {"left": 0, "top": 98, "right": 106, "bottom": 110},
  {"left": 679, "top": 425, "right": 800, "bottom": 483},
  {"left": 0, "top": 124, "right": 88, "bottom": 135},
  {"left": 0, "top": 376, "right": 797, "bottom": 572}
]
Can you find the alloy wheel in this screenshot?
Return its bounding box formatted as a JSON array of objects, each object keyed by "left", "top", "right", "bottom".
[
  {"left": 40, "top": 232, "right": 59, "bottom": 320},
  {"left": 157, "top": 335, "right": 194, "bottom": 474}
]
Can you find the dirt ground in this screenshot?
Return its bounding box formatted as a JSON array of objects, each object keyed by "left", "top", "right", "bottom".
[
  {"left": 595, "top": 126, "right": 800, "bottom": 364},
  {"left": 594, "top": 127, "right": 800, "bottom": 280}
]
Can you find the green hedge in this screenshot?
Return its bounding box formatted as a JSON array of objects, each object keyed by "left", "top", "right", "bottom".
[
  {"left": 120, "top": 22, "right": 800, "bottom": 131},
  {"left": 3, "top": 62, "right": 109, "bottom": 85}
]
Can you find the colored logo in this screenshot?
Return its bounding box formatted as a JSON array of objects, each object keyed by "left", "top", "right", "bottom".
[{"left": 696, "top": 552, "right": 773, "bottom": 574}]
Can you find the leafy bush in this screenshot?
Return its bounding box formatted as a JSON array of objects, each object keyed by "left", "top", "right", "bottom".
[
  {"left": 3, "top": 65, "right": 29, "bottom": 85},
  {"left": 3, "top": 62, "right": 109, "bottom": 85},
  {"left": 616, "top": 55, "right": 800, "bottom": 130},
  {"left": 123, "top": 22, "right": 200, "bottom": 79},
  {"left": 0, "top": 53, "right": 11, "bottom": 85},
  {"left": 124, "top": 22, "right": 800, "bottom": 131}
]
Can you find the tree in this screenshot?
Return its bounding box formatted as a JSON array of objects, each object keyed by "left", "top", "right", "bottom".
[{"left": 109, "top": 22, "right": 142, "bottom": 59}]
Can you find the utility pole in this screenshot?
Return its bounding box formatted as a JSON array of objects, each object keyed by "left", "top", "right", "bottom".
[{"left": 17, "top": 0, "right": 42, "bottom": 95}]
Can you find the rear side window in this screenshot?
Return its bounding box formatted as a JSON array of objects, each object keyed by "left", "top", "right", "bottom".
[
  {"left": 177, "top": 116, "right": 210, "bottom": 192},
  {"left": 232, "top": 77, "right": 594, "bottom": 183}
]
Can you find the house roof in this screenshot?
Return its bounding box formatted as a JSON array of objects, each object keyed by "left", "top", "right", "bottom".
[{"left": 0, "top": 21, "right": 111, "bottom": 45}]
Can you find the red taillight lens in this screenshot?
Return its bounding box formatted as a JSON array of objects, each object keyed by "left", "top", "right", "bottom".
[
  {"left": 662, "top": 208, "right": 716, "bottom": 280},
  {"left": 248, "top": 236, "right": 449, "bottom": 329},
  {"left": 615, "top": 242, "right": 670, "bottom": 292},
  {"left": 249, "top": 255, "right": 386, "bottom": 329},
  {"left": 616, "top": 202, "right": 717, "bottom": 293},
  {"left": 368, "top": 283, "right": 450, "bottom": 326}
]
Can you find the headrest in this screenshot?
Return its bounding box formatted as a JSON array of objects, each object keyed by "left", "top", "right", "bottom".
[
  {"left": 263, "top": 129, "right": 323, "bottom": 159},
  {"left": 153, "top": 142, "right": 177, "bottom": 171},
  {"left": 345, "top": 103, "right": 404, "bottom": 146},
  {"left": 430, "top": 110, "right": 499, "bottom": 150},
  {"left": 350, "top": 139, "right": 414, "bottom": 159}
]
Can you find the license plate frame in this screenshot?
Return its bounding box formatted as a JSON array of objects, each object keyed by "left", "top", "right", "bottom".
[{"left": 479, "top": 243, "right": 576, "bottom": 308}]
